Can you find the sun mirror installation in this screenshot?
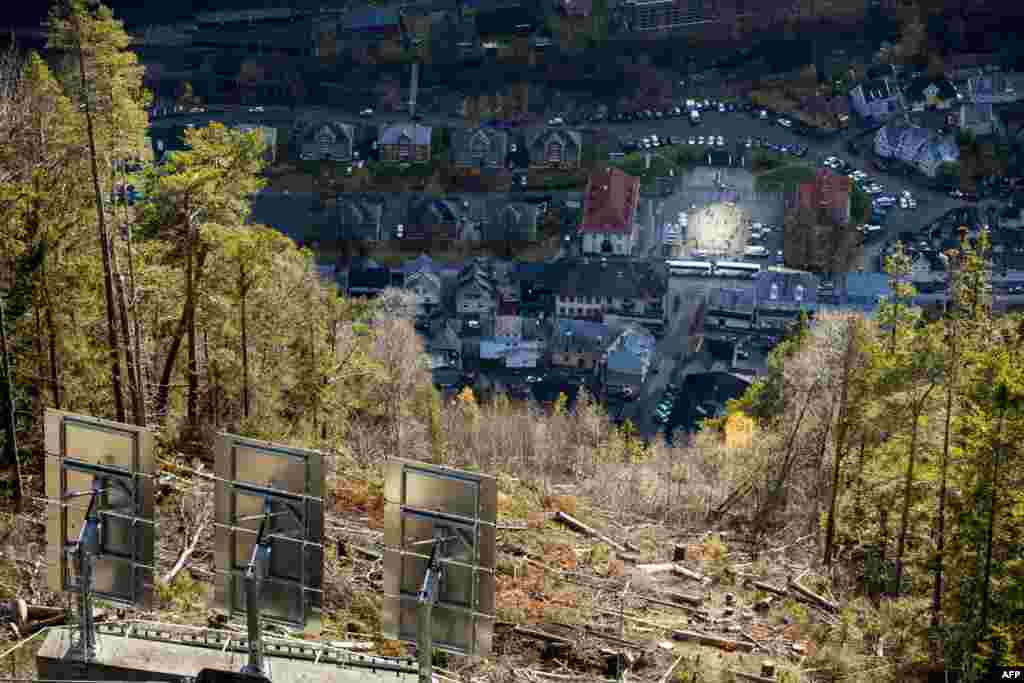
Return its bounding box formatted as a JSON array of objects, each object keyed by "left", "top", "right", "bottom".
[{"left": 382, "top": 459, "right": 497, "bottom": 683}]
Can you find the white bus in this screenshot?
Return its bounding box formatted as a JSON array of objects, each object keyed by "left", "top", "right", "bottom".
[
  {"left": 667, "top": 260, "right": 714, "bottom": 277},
  {"left": 714, "top": 260, "right": 761, "bottom": 277}
]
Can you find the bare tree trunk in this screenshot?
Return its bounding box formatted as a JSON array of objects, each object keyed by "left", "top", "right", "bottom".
[
  {"left": 155, "top": 246, "right": 208, "bottom": 421},
  {"left": 932, "top": 333, "right": 957, "bottom": 631},
  {"left": 74, "top": 13, "right": 126, "bottom": 423},
  {"left": 126, "top": 222, "right": 147, "bottom": 425},
  {"left": 186, "top": 234, "right": 199, "bottom": 431},
  {"left": 240, "top": 266, "right": 250, "bottom": 419},
  {"left": 114, "top": 254, "right": 144, "bottom": 426},
  {"left": 824, "top": 318, "right": 858, "bottom": 567},
  {"left": 41, "top": 258, "right": 61, "bottom": 409},
  {"left": 894, "top": 384, "right": 937, "bottom": 597}
]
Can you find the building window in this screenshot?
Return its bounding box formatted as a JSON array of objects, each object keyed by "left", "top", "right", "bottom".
[
  {"left": 546, "top": 141, "right": 563, "bottom": 163},
  {"left": 795, "top": 284, "right": 805, "bottom": 302}
]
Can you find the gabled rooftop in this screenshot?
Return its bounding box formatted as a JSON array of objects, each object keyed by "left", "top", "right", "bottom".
[{"left": 581, "top": 167, "right": 641, "bottom": 235}]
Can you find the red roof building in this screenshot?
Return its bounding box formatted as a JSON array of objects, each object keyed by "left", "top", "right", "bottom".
[
  {"left": 796, "top": 168, "right": 852, "bottom": 226},
  {"left": 580, "top": 167, "right": 641, "bottom": 256}
]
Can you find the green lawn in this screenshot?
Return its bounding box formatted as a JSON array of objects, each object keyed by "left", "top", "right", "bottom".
[{"left": 753, "top": 162, "right": 817, "bottom": 193}]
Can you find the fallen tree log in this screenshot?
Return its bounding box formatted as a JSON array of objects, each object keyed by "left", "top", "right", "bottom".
[
  {"left": 728, "top": 669, "right": 777, "bottom": 683},
  {"left": 513, "top": 626, "right": 574, "bottom": 645},
  {"left": 634, "top": 563, "right": 676, "bottom": 575},
  {"left": 671, "top": 565, "right": 706, "bottom": 582},
  {"left": 553, "top": 511, "right": 627, "bottom": 553},
  {"left": 671, "top": 629, "right": 755, "bottom": 652},
  {"left": 788, "top": 579, "right": 838, "bottom": 612},
  {"left": 751, "top": 580, "right": 788, "bottom": 597},
  {"left": 635, "top": 593, "right": 706, "bottom": 615}
]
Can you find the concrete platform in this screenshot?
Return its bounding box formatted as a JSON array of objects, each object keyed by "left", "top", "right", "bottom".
[{"left": 38, "top": 626, "right": 417, "bottom": 683}]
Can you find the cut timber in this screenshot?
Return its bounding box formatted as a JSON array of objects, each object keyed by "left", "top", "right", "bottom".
[
  {"left": 559, "top": 624, "right": 646, "bottom": 650},
  {"left": 618, "top": 552, "right": 643, "bottom": 564},
  {"left": 513, "top": 626, "right": 574, "bottom": 645},
  {"left": 728, "top": 669, "right": 777, "bottom": 683},
  {"left": 672, "top": 629, "right": 755, "bottom": 652},
  {"left": 672, "top": 564, "right": 706, "bottom": 582},
  {"left": 635, "top": 563, "right": 677, "bottom": 574},
  {"left": 788, "top": 579, "right": 838, "bottom": 612},
  {"left": 636, "top": 594, "right": 706, "bottom": 616},
  {"left": 553, "top": 511, "right": 627, "bottom": 552}
]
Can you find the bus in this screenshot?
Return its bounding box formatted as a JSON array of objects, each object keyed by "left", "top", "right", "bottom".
[
  {"left": 667, "top": 260, "right": 714, "bottom": 277},
  {"left": 713, "top": 261, "right": 761, "bottom": 277}
]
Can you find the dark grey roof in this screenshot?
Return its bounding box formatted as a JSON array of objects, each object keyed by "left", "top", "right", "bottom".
[
  {"left": 525, "top": 127, "right": 582, "bottom": 150},
  {"left": 539, "top": 260, "right": 658, "bottom": 299},
  {"left": 379, "top": 123, "right": 433, "bottom": 146},
  {"left": 707, "top": 283, "right": 757, "bottom": 314},
  {"left": 482, "top": 200, "right": 540, "bottom": 242},
  {"left": 298, "top": 120, "right": 354, "bottom": 144},
  {"left": 452, "top": 127, "right": 509, "bottom": 167},
  {"left": 553, "top": 319, "right": 616, "bottom": 352},
  {"left": 403, "top": 254, "right": 440, "bottom": 275},
  {"left": 755, "top": 270, "right": 819, "bottom": 311}
]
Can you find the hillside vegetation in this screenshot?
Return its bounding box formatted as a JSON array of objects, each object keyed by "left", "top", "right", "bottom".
[{"left": 0, "top": 3, "right": 1022, "bottom": 683}]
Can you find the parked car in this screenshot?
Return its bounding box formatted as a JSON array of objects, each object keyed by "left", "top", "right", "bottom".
[
  {"left": 778, "top": 118, "right": 793, "bottom": 128},
  {"left": 359, "top": 108, "right": 374, "bottom": 117},
  {"left": 669, "top": 135, "right": 684, "bottom": 145},
  {"left": 548, "top": 116, "right": 565, "bottom": 125},
  {"left": 688, "top": 137, "right": 696, "bottom": 145}
]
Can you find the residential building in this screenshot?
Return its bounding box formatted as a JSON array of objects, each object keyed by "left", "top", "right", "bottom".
[
  {"left": 379, "top": 123, "right": 432, "bottom": 162},
  {"left": 455, "top": 258, "right": 498, "bottom": 316},
  {"left": 874, "top": 123, "right": 959, "bottom": 178},
  {"left": 755, "top": 269, "right": 818, "bottom": 333},
  {"left": 404, "top": 255, "right": 443, "bottom": 315},
  {"left": 483, "top": 200, "right": 541, "bottom": 243},
  {"left": 549, "top": 319, "right": 615, "bottom": 371},
  {"left": 795, "top": 168, "right": 852, "bottom": 226},
  {"left": 968, "top": 73, "right": 1024, "bottom": 105},
  {"left": 849, "top": 78, "right": 902, "bottom": 121},
  {"left": 336, "top": 195, "right": 385, "bottom": 242},
  {"left": 958, "top": 102, "right": 1004, "bottom": 137},
  {"left": 546, "top": 259, "right": 664, "bottom": 329},
  {"left": 705, "top": 281, "right": 758, "bottom": 333},
  {"left": 580, "top": 167, "right": 642, "bottom": 256},
  {"left": 902, "top": 76, "right": 959, "bottom": 111},
  {"left": 297, "top": 120, "right": 355, "bottom": 161},
  {"left": 347, "top": 257, "right": 391, "bottom": 297},
  {"left": 480, "top": 338, "right": 544, "bottom": 368},
  {"left": 403, "top": 197, "right": 463, "bottom": 241},
  {"left": 452, "top": 127, "right": 510, "bottom": 168},
  {"left": 427, "top": 319, "right": 462, "bottom": 369},
  {"left": 603, "top": 326, "right": 655, "bottom": 395},
  {"left": 526, "top": 128, "right": 582, "bottom": 169}
]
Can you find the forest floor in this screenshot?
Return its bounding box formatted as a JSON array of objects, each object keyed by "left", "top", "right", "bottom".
[{"left": 0, "top": 454, "right": 886, "bottom": 683}]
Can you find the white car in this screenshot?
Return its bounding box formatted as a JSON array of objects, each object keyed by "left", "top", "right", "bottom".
[
  {"left": 718, "top": 103, "right": 726, "bottom": 113},
  {"left": 716, "top": 135, "right": 725, "bottom": 146},
  {"left": 778, "top": 118, "right": 792, "bottom": 127},
  {"left": 249, "top": 106, "right": 265, "bottom": 113},
  {"left": 688, "top": 137, "right": 696, "bottom": 145},
  {"left": 864, "top": 224, "right": 883, "bottom": 233},
  {"left": 900, "top": 197, "right": 909, "bottom": 209},
  {"left": 359, "top": 108, "right": 374, "bottom": 117},
  {"left": 697, "top": 136, "right": 706, "bottom": 145},
  {"left": 548, "top": 117, "right": 565, "bottom": 125}
]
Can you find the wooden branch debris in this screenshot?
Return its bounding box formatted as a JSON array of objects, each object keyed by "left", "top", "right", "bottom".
[
  {"left": 634, "top": 562, "right": 676, "bottom": 575},
  {"left": 788, "top": 579, "right": 838, "bottom": 612},
  {"left": 553, "top": 511, "right": 628, "bottom": 553},
  {"left": 634, "top": 593, "right": 707, "bottom": 617},
  {"left": 750, "top": 580, "right": 788, "bottom": 597},
  {"left": 568, "top": 624, "right": 647, "bottom": 650},
  {"left": 728, "top": 669, "right": 778, "bottom": 683},
  {"left": 513, "top": 626, "right": 574, "bottom": 645},
  {"left": 671, "top": 564, "right": 706, "bottom": 582},
  {"left": 671, "top": 629, "right": 755, "bottom": 652},
  {"left": 658, "top": 655, "right": 686, "bottom": 683}
]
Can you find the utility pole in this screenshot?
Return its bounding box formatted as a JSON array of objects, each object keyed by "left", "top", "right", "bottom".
[{"left": 0, "top": 297, "right": 23, "bottom": 510}]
